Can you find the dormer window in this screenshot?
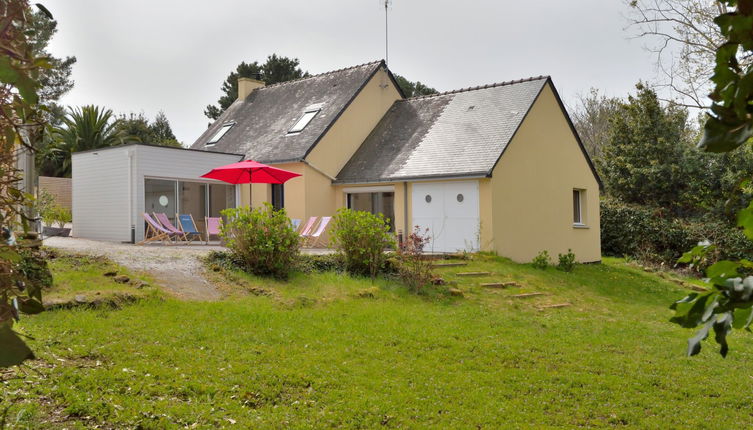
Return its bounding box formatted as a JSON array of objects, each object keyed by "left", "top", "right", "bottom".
[
  {"left": 288, "top": 104, "right": 323, "bottom": 134},
  {"left": 206, "top": 122, "right": 234, "bottom": 146}
]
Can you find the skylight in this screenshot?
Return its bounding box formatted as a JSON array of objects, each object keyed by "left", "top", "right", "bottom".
[
  {"left": 288, "top": 107, "right": 321, "bottom": 134},
  {"left": 206, "top": 123, "right": 234, "bottom": 145}
]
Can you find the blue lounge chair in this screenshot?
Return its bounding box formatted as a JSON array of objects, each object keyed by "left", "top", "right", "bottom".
[{"left": 177, "top": 214, "right": 204, "bottom": 244}]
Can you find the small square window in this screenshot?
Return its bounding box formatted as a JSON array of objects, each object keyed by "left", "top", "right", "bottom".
[
  {"left": 288, "top": 108, "right": 320, "bottom": 134},
  {"left": 573, "top": 189, "right": 584, "bottom": 225},
  {"left": 206, "top": 123, "right": 234, "bottom": 145}
]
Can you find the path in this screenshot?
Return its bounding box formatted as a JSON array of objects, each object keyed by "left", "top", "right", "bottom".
[{"left": 44, "top": 237, "right": 225, "bottom": 301}]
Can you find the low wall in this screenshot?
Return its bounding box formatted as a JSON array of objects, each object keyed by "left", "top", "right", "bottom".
[{"left": 39, "top": 176, "right": 72, "bottom": 210}]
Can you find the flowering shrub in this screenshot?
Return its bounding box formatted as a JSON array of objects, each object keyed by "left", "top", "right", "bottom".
[
  {"left": 396, "top": 226, "right": 435, "bottom": 292},
  {"left": 220, "top": 204, "right": 300, "bottom": 279}
]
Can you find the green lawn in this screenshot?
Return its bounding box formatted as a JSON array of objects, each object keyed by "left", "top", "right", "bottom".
[{"left": 3, "top": 254, "right": 752, "bottom": 428}]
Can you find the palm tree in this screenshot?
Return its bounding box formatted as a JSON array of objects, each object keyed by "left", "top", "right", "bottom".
[{"left": 51, "top": 105, "right": 129, "bottom": 177}]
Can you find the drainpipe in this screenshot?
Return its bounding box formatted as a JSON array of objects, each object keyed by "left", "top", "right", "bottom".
[
  {"left": 403, "top": 181, "right": 408, "bottom": 238},
  {"left": 127, "top": 149, "right": 135, "bottom": 243}
]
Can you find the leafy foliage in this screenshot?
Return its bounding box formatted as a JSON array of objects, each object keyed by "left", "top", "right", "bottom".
[
  {"left": 114, "top": 111, "right": 181, "bottom": 147},
  {"left": 557, "top": 249, "right": 576, "bottom": 272},
  {"left": 26, "top": 8, "right": 75, "bottom": 104},
  {"left": 204, "top": 54, "right": 309, "bottom": 120},
  {"left": 531, "top": 250, "right": 550, "bottom": 270},
  {"left": 393, "top": 74, "right": 438, "bottom": 98},
  {"left": 570, "top": 88, "right": 620, "bottom": 163},
  {"left": 668, "top": 0, "right": 753, "bottom": 357},
  {"left": 0, "top": 0, "right": 56, "bottom": 366},
  {"left": 698, "top": 0, "right": 753, "bottom": 152},
  {"left": 330, "top": 208, "right": 394, "bottom": 278},
  {"left": 599, "top": 83, "right": 695, "bottom": 213},
  {"left": 601, "top": 198, "right": 753, "bottom": 267},
  {"left": 219, "top": 204, "right": 300, "bottom": 279},
  {"left": 395, "top": 226, "right": 435, "bottom": 292}
]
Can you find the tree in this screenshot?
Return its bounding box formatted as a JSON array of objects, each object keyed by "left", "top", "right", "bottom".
[
  {"left": 625, "top": 0, "right": 744, "bottom": 109},
  {"left": 114, "top": 111, "right": 181, "bottom": 148},
  {"left": 394, "top": 74, "right": 437, "bottom": 98},
  {"left": 570, "top": 89, "right": 620, "bottom": 162},
  {"left": 0, "top": 0, "right": 55, "bottom": 367},
  {"left": 27, "top": 9, "right": 76, "bottom": 104},
  {"left": 669, "top": 0, "right": 753, "bottom": 357},
  {"left": 204, "top": 54, "right": 309, "bottom": 120},
  {"left": 599, "top": 82, "right": 694, "bottom": 212},
  {"left": 51, "top": 106, "right": 130, "bottom": 177}
]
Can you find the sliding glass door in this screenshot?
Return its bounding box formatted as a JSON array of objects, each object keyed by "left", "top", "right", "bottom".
[{"left": 145, "top": 178, "right": 235, "bottom": 232}]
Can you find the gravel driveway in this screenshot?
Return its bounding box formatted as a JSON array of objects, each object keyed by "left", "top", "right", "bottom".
[{"left": 43, "top": 237, "right": 225, "bottom": 300}]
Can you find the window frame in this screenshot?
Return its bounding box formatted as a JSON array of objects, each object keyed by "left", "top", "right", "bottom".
[
  {"left": 573, "top": 189, "right": 585, "bottom": 226},
  {"left": 206, "top": 122, "right": 235, "bottom": 146},
  {"left": 287, "top": 108, "right": 321, "bottom": 134}
]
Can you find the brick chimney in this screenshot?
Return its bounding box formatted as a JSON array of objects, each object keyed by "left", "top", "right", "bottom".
[{"left": 237, "top": 76, "right": 265, "bottom": 100}]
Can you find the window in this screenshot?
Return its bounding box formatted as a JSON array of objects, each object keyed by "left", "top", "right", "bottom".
[
  {"left": 573, "top": 189, "right": 584, "bottom": 225},
  {"left": 271, "top": 184, "right": 284, "bottom": 210},
  {"left": 206, "top": 123, "right": 234, "bottom": 146},
  {"left": 347, "top": 191, "right": 395, "bottom": 231},
  {"left": 288, "top": 108, "right": 320, "bottom": 133}
]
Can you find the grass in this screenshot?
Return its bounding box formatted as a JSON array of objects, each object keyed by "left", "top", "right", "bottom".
[
  {"left": 43, "top": 251, "right": 157, "bottom": 305},
  {"left": 2, "top": 254, "right": 753, "bottom": 428}
]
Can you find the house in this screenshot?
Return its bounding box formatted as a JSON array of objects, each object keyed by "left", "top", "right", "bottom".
[
  {"left": 72, "top": 60, "right": 601, "bottom": 262},
  {"left": 72, "top": 144, "right": 241, "bottom": 242}
]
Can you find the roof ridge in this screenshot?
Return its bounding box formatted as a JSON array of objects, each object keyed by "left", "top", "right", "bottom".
[
  {"left": 260, "top": 60, "right": 384, "bottom": 90},
  {"left": 405, "top": 75, "right": 550, "bottom": 101}
]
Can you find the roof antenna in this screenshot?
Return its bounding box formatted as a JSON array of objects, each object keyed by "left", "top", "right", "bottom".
[{"left": 384, "top": 0, "right": 391, "bottom": 66}]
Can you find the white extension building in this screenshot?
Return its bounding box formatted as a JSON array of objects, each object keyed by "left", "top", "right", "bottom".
[{"left": 72, "top": 144, "right": 242, "bottom": 243}]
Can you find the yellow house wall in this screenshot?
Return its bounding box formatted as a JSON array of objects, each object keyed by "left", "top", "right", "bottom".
[
  {"left": 305, "top": 67, "right": 403, "bottom": 178},
  {"left": 489, "top": 83, "right": 601, "bottom": 263}
]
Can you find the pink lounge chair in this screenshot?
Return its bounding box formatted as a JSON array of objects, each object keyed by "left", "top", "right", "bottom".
[
  {"left": 205, "top": 217, "right": 222, "bottom": 245},
  {"left": 138, "top": 213, "right": 177, "bottom": 245},
  {"left": 298, "top": 217, "right": 318, "bottom": 241},
  {"left": 304, "top": 216, "right": 331, "bottom": 248},
  {"left": 153, "top": 212, "right": 189, "bottom": 243}
]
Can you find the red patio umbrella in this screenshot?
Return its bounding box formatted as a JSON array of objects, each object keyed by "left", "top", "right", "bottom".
[{"left": 200, "top": 160, "right": 301, "bottom": 184}]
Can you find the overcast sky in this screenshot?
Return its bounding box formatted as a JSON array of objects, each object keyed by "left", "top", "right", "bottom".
[{"left": 42, "top": 0, "right": 661, "bottom": 145}]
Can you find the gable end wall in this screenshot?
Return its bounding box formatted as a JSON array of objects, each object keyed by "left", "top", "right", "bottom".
[{"left": 489, "top": 83, "right": 601, "bottom": 263}]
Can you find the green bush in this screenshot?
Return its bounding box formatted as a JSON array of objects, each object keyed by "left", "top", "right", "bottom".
[
  {"left": 600, "top": 198, "right": 753, "bottom": 267},
  {"left": 557, "top": 249, "right": 576, "bottom": 272},
  {"left": 41, "top": 205, "right": 71, "bottom": 228},
  {"left": 296, "top": 254, "right": 345, "bottom": 273},
  {"left": 219, "top": 204, "right": 300, "bottom": 279},
  {"left": 330, "top": 208, "right": 395, "bottom": 278},
  {"left": 531, "top": 250, "right": 550, "bottom": 270}
]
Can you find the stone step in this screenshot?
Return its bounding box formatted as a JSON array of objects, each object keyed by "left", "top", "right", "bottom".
[
  {"left": 456, "top": 271, "right": 491, "bottom": 277},
  {"left": 510, "top": 292, "right": 545, "bottom": 299},
  {"left": 481, "top": 281, "right": 520, "bottom": 288},
  {"left": 432, "top": 262, "right": 468, "bottom": 268},
  {"left": 538, "top": 303, "right": 571, "bottom": 310}
]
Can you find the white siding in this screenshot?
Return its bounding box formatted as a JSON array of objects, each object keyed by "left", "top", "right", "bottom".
[
  {"left": 72, "top": 146, "right": 131, "bottom": 241},
  {"left": 72, "top": 145, "right": 241, "bottom": 243}
]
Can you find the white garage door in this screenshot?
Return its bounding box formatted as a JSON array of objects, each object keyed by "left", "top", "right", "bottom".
[{"left": 412, "top": 181, "right": 480, "bottom": 253}]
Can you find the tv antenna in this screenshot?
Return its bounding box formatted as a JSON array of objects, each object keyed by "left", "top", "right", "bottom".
[{"left": 384, "top": 0, "right": 391, "bottom": 66}]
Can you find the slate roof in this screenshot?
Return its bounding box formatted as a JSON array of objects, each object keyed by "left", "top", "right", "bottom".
[
  {"left": 335, "top": 76, "right": 550, "bottom": 183},
  {"left": 190, "top": 61, "right": 386, "bottom": 163}
]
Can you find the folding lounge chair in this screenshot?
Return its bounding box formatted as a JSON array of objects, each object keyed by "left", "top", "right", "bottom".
[
  {"left": 298, "top": 217, "right": 318, "bottom": 243},
  {"left": 304, "top": 216, "right": 331, "bottom": 248},
  {"left": 153, "top": 212, "right": 188, "bottom": 243},
  {"left": 177, "top": 214, "right": 204, "bottom": 244},
  {"left": 138, "top": 213, "right": 176, "bottom": 245},
  {"left": 290, "top": 218, "right": 302, "bottom": 232},
  {"left": 205, "top": 217, "right": 222, "bottom": 245}
]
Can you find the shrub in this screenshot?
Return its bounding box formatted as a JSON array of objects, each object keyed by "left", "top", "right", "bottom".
[
  {"left": 219, "top": 204, "right": 300, "bottom": 279},
  {"left": 531, "top": 250, "right": 550, "bottom": 270},
  {"left": 395, "top": 226, "right": 435, "bottom": 292},
  {"left": 330, "top": 208, "right": 395, "bottom": 278},
  {"left": 41, "top": 205, "right": 71, "bottom": 228},
  {"left": 557, "top": 249, "right": 576, "bottom": 272},
  {"left": 600, "top": 198, "right": 753, "bottom": 267},
  {"left": 296, "top": 254, "right": 345, "bottom": 273}
]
